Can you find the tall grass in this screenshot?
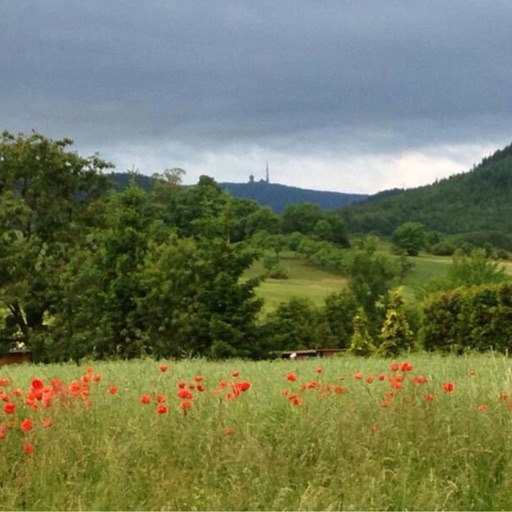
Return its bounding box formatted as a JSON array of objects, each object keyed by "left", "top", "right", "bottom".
[{"left": 2, "top": 354, "right": 512, "bottom": 510}]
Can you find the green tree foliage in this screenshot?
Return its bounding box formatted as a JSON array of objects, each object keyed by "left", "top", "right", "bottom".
[
  {"left": 344, "top": 244, "right": 398, "bottom": 327},
  {"left": 322, "top": 290, "right": 359, "bottom": 349},
  {"left": 340, "top": 142, "right": 512, "bottom": 244},
  {"left": 137, "top": 236, "right": 264, "bottom": 359},
  {"left": 378, "top": 288, "right": 413, "bottom": 356},
  {"left": 447, "top": 248, "right": 508, "bottom": 287},
  {"left": 391, "top": 222, "right": 426, "bottom": 256},
  {"left": 419, "top": 248, "right": 509, "bottom": 299},
  {"left": 281, "top": 203, "right": 349, "bottom": 246},
  {"left": 0, "top": 131, "right": 111, "bottom": 356},
  {"left": 348, "top": 308, "right": 375, "bottom": 357},
  {"left": 48, "top": 183, "right": 159, "bottom": 360},
  {"left": 281, "top": 203, "right": 324, "bottom": 235},
  {"left": 262, "top": 298, "right": 331, "bottom": 351},
  {"left": 422, "top": 283, "right": 512, "bottom": 353}
]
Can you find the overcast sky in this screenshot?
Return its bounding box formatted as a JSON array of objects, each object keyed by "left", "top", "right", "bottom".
[{"left": 1, "top": 1, "right": 511, "bottom": 194}]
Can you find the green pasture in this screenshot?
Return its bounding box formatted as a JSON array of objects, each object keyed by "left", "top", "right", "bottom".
[
  {"left": 2, "top": 354, "right": 512, "bottom": 510},
  {"left": 245, "top": 255, "right": 347, "bottom": 313},
  {"left": 248, "top": 251, "right": 454, "bottom": 313}
]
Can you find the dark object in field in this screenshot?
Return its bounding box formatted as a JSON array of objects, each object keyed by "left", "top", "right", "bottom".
[
  {"left": 276, "top": 348, "right": 344, "bottom": 360},
  {"left": 0, "top": 349, "right": 32, "bottom": 366}
]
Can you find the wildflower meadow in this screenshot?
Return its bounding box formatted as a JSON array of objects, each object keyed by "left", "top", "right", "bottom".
[{"left": 1, "top": 354, "right": 512, "bottom": 510}]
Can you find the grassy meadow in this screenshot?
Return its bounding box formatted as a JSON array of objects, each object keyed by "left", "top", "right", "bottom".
[
  {"left": 249, "top": 251, "right": 454, "bottom": 313},
  {"left": 2, "top": 355, "right": 512, "bottom": 510}
]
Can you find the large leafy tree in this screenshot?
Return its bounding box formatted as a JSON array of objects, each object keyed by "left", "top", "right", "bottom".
[
  {"left": 49, "top": 183, "right": 162, "bottom": 361},
  {"left": 391, "top": 222, "right": 426, "bottom": 256},
  {"left": 0, "top": 131, "right": 111, "bottom": 356},
  {"left": 137, "top": 235, "right": 264, "bottom": 359}
]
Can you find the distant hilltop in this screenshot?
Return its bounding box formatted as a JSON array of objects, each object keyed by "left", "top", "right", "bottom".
[
  {"left": 220, "top": 180, "right": 368, "bottom": 213},
  {"left": 108, "top": 172, "right": 369, "bottom": 213}
]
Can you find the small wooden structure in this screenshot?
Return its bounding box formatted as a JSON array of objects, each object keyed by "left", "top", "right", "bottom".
[
  {"left": 0, "top": 349, "right": 33, "bottom": 366},
  {"left": 276, "top": 348, "right": 345, "bottom": 360}
]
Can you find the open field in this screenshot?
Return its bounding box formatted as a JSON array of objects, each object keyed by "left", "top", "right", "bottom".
[
  {"left": 248, "top": 252, "right": 454, "bottom": 313},
  {"left": 2, "top": 354, "right": 512, "bottom": 510},
  {"left": 245, "top": 256, "right": 347, "bottom": 312},
  {"left": 249, "top": 250, "right": 512, "bottom": 312}
]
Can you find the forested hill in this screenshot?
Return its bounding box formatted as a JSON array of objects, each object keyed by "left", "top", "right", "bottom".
[
  {"left": 219, "top": 181, "right": 368, "bottom": 213},
  {"left": 107, "top": 173, "right": 369, "bottom": 213},
  {"left": 340, "top": 142, "right": 512, "bottom": 236}
]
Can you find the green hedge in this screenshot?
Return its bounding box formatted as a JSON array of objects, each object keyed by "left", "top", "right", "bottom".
[{"left": 422, "top": 283, "right": 512, "bottom": 353}]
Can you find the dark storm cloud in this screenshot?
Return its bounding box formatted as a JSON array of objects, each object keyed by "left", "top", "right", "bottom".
[{"left": 1, "top": 1, "right": 511, "bottom": 191}]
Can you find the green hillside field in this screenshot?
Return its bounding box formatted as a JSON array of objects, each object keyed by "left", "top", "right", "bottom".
[{"left": 248, "top": 251, "right": 458, "bottom": 314}]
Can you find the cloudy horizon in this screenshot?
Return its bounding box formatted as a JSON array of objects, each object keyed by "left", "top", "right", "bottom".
[{"left": 1, "top": 1, "right": 511, "bottom": 194}]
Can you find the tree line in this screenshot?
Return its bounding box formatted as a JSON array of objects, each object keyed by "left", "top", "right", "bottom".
[{"left": 1, "top": 131, "right": 511, "bottom": 362}]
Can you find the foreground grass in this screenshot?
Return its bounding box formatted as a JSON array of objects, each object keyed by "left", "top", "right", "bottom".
[{"left": 2, "top": 354, "right": 512, "bottom": 510}]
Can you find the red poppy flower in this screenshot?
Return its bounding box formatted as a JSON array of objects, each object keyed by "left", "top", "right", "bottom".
[
  {"left": 500, "top": 392, "right": 510, "bottom": 400},
  {"left": 378, "top": 374, "right": 387, "bottom": 381},
  {"left": 334, "top": 386, "right": 346, "bottom": 395},
  {"left": 400, "top": 362, "right": 413, "bottom": 372},
  {"left": 234, "top": 381, "right": 251, "bottom": 392},
  {"left": 31, "top": 378, "right": 44, "bottom": 390},
  {"left": 20, "top": 418, "right": 33, "bottom": 433},
  {"left": 224, "top": 427, "right": 235, "bottom": 436},
  {"left": 231, "top": 370, "right": 240, "bottom": 378},
  {"left": 177, "top": 389, "right": 193, "bottom": 400},
  {"left": 390, "top": 362, "right": 400, "bottom": 372},
  {"left": 85, "top": 366, "right": 94, "bottom": 374},
  {"left": 425, "top": 393, "right": 435, "bottom": 402},
  {"left": 139, "top": 394, "right": 151, "bottom": 405},
  {"left": 218, "top": 379, "right": 229, "bottom": 389},
  {"left": 286, "top": 373, "right": 297, "bottom": 382},
  {"left": 477, "top": 404, "right": 488, "bottom": 412},
  {"left": 179, "top": 400, "right": 192, "bottom": 411},
  {"left": 156, "top": 404, "right": 168, "bottom": 415},
  {"left": 92, "top": 375, "right": 102, "bottom": 383},
  {"left": 196, "top": 384, "right": 205, "bottom": 392},
  {"left": 42, "top": 418, "right": 53, "bottom": 428},
  {"left": 0, "top": 426, "right": 6, "bottom": 440},
  {"left": 0, "top": 377, "right": 11, "bottom": 387},
  {"left": 156, "top": 394, "right": 166, "bottom": 403},
  {"left": 289, "top": 395, "right": 304, "bottom": 406},
  {"left": 108, "top": 386, "right": 118, "bottom": 395},
  {"left": 23, "top": 443, "right": 34, "bottom": 454},
  {"left": 159, "top": 364, "right": 169, "bottom": 373},
  {"left": 442, "top": 382, "right": 455, "bottom": 393},
  {"left": 315, "top": 367, "right": 324, "bottom": 374},
  {"left": 0, "top": 392, "right": 9, "bottom": 402},
  {"left": 194, "top": 375, "right": 203, "bottom": 382},
  {"left": 3, "top": 402, "right": 16, "bottom": 414},
  {"left": 366, "top": 376, "right": 374, "bottom": 384},
  {"left": 11, "top": 388, "right": 22, "bottom": 397},
  {"left": 354, "top": 371, "right": 363, "bottom": 380},
  {"left": 177, "top": 381, "right": 186, "bottom": 389},
  {"left": 412, "top": 375, "right": 428, "bottom": 385}
]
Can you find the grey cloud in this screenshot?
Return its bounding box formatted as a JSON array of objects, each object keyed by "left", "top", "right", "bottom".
[{"left": 1, "top": 1, "right": 511, "bottom": 189}]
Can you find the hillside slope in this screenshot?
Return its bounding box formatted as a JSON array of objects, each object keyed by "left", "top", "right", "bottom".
[
  {"left": 106, "top": 173, "right": 369, "bottom": 213},
  {"left": 341, "top": 142, "right": 512, "bottom": 236},
  {"left": 220, "top": 180, "right": 368, "bottom": 213}
]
